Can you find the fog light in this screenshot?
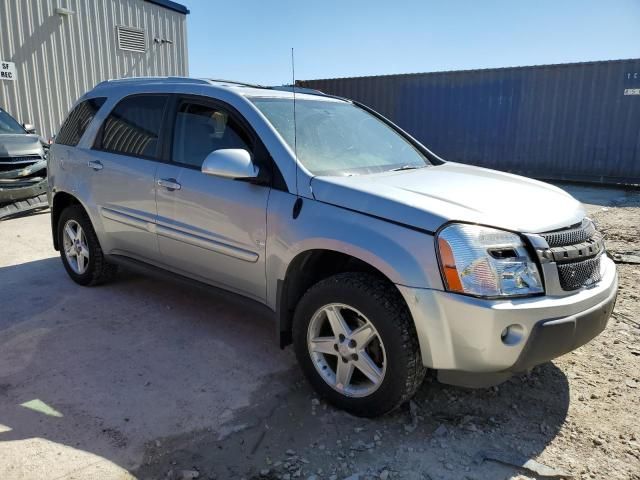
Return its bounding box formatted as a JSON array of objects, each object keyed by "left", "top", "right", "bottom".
[{"left": 500, "top": 324, "right": 525, "bottom": 346}]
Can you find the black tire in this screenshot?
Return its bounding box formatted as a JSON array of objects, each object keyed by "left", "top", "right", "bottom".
[
  {"left": 292, "top": 272, "right": 426, "bottom": 417},
  {"left": 57, "top": 205, "right": 118, "bottom": 286}
]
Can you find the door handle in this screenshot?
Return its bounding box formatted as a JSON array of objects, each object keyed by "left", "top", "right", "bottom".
[
  {"left": 87, "top": 160, "right": 103, "bottom": 171},
  {"left": 157, "top": 178, "right": 181, "bottom": 191}
]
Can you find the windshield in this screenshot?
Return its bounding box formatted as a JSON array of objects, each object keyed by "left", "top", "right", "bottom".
[
  {"left": 251, "top": 98, "right": 429, "bottom": 175},
  {"left": 0, "top": 109, "right": 25, "bottom": 135}
]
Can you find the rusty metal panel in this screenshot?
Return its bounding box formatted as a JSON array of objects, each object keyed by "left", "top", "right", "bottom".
[
  {"left": 0, "top": 0, "right": 188, "bottom": 138},
  {"left": 300, "top": 59, "right": 640, "bottom": 185}
]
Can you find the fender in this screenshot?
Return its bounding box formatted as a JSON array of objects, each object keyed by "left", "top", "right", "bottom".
[
  {"left": 50, "top": 187, "right": 104, "bottom": 251},
  {"left": 266, "top": 190, "right": 444, "bottom": 346}
]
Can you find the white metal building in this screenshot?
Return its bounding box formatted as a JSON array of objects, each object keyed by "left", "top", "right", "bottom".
[{"left": 0, "top": 0, "right": 189, "bottom": 138}]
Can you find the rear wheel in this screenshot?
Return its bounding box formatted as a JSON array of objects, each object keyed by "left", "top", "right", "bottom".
[
  {"left": 293, "top": 272, "right": 426, "bottom": 417},
  {"left": 58, "top": 205, "right": 117, "bottom": 286}
]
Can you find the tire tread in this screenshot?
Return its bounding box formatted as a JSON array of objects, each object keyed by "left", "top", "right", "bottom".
[
  {"left": 58, "top": 205, "right": 117, "bottom": 286},
  {"left": 294, "top": 272, "right": 426, "bottom": 416}
]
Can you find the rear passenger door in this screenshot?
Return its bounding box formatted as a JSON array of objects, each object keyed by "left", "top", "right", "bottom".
[
  {"left": 154, "top": 96, "right": 271, "bottom": 301},
  {"left": 87, "top": 94, "right": 169, "bottom": 261}
]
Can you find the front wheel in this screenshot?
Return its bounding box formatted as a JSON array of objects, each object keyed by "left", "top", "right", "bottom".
[{"left": 292, "top": 272, "right": 426, "bottom": 417}]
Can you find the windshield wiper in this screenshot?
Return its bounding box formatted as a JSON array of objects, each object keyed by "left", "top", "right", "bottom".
[{"left": 389, "top": 165, "right": 425, "bottom": 172}]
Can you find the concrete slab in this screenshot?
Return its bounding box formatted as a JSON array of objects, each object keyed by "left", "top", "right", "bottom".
[
  {"left": 1, "top": 182, "right": 638, "bottom": 480},
  {"left": 0, "top": 212, "right": 295, "bottom": 479}
]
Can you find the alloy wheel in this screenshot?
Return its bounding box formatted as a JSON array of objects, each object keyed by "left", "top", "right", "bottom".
[
  {"left": 62, "top": 219, "right": 90, "bottom": 275},
  {"left": 307, "top": 303, "right": 386, "bottom": 397}
]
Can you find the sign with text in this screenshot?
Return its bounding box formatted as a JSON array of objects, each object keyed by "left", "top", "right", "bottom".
[{"left": 0, "top": 61, "right": 16, "bottom": 81}]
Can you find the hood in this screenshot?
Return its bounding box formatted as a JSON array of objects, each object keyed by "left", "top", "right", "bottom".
[
  {"left": 0, "top": 134, "right": 44, "bottom": 157},
  {"left": 310, "top": 162, "right": 585, "bottom": 233}
]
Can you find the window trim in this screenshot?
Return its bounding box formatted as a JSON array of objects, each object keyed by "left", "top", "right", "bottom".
[
  {"left": 352, "top": 100, "right": 445, "bottom": 166},
  {"left": 92, "top": 93, "right": 171, "bottom": 162},
  {"left": 167, "top": 96, "right": 256, "bottom": 171},
  {"left": 164, "top": 94, "right": 288, "bottom": 191},
  {"left": 56, "top": 97, "right": 107, "bottom": 147}
]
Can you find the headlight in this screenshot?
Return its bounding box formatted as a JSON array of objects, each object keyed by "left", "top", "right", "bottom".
[{"left": 436, "top": 223, "right": 544, "bottom": 298}]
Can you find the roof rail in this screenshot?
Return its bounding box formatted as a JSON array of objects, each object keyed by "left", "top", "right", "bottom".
[
  {"left": 94, "top": 76, "right": 211, "bottom": 88},
  {"left": 272, "top": 85, "right": 352, "bottom": 102},
  {"left": 206, "top": 78, "right": 268, "bottom": 89},
  {"left": 272, "top": 85, "right": 326, "bottom": 95}
]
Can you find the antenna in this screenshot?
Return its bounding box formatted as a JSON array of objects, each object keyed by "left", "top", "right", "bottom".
[{"left": 291, "top": 47, "right": 299, "bottom": 196}]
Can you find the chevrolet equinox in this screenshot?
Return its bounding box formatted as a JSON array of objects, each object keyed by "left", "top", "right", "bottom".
[{"left": 48, "top": 77, "right": 618, "bottom": 417}]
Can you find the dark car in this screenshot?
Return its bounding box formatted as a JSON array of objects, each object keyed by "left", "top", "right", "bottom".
[{"left": 0, "top": 107, "right": 48, "bottom": 218}]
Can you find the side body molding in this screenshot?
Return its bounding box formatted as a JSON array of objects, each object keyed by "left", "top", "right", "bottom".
[{"left": 155, "top": 222, "right": 259, "bottom": 263}]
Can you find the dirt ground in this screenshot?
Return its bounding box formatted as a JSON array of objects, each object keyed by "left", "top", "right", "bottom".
[{"left": 0, "top": 182, "right": 638, "bottom": 480}]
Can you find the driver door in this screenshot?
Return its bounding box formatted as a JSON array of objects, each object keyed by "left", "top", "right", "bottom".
[{"left": 155, "top": 96, "right": 270, "bottom": 301}]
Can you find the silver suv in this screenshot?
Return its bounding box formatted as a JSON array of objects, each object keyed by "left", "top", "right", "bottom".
[{"left": 48, "top": 77, "right": 617, "bottom": 416}]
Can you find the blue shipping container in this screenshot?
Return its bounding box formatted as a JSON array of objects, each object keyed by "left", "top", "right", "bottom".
[{"left": 299, "top": 59, "right": 640, "bottom": 185}]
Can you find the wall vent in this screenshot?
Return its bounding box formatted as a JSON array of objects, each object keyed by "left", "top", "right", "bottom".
[{"left": 116, "top": 26, "right": 146, "bottom": 53}]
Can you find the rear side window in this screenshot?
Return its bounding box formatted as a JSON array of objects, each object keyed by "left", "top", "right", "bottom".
[
  {"left": 96, "top": 95, "right": 168, "bottom": 159},
  {"left": 56, "top": 97, "right": 106, "bottom": 146},
  {"left": 172, "top": 101, "right": 251, "bottom": 168}
]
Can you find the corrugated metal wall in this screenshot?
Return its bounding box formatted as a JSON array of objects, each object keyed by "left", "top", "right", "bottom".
[
  {"left": 300, "top": 59, "right": 640, "bottom": 185},
  {"left": 0, "top": 0, "right": 188, "bottom": 138}
]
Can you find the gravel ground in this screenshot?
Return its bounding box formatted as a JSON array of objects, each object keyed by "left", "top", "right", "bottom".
[
  {"left": 0, "top": 183, "right": 638, "bottom": 480},
  {"left": 135, "top": 184, "right": 640, "bottom": 480}
]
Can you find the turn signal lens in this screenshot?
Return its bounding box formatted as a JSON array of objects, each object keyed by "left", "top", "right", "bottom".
[{"left": 438, "top": 237, "right": 463, "bottom": 292}]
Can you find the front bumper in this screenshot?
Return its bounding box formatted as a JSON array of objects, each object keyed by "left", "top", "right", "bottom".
[
  {"left": 397, "top": 255, "right": 617, "bottom": 375},
  {"left": 0, "top": 176, "right": 47, "bottom": 204},
  {"left": 0, "top": 159, "right": 47, "bottom": 205}
]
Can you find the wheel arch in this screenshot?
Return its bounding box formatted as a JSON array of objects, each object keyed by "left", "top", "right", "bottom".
[
  {"left": 276, "top": 248, "right": 405, "bottom": 348},
  {"left": 51, "top": 191, "right": 86, "bottom": 250}
]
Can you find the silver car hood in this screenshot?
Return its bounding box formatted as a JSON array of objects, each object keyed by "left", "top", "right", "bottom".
[
  {"left": 0, "top": 134, "right": 43, "bottom": 157},
  {"left": 310, "top": 162, "right": 585, "bottom": 234}
]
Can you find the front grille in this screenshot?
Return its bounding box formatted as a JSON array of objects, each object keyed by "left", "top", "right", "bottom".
[
  {"left": 539, "top": 218, "right": 605, "bottom": 291},
  {"left": 557, "top": 256, "right": 602, "bottom": 290},
  {"left": 0, "top": 155, "right": 43, "bottom": 163},
  {"left": 540, "top": 219, "right": 596, "bottom": 247},
  {"left": 0, "top": 155, "right": 43, "bottom": 173}
]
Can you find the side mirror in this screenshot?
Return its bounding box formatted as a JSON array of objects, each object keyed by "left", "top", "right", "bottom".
[
  {"left": 23, "top": 123, "right": 36, "bottom": 134},
  {"left": 201, "top": 149, "right": 259, "bottom": 180}
]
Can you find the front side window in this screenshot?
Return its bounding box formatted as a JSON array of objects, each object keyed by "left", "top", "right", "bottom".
[
  {"left": 97, "top": 95, "right": 168, "bottom": 158},
  {"left": 172, "top": 101, "right": 251, "bottom": 168},
  {"left": 250, "top": 98, "right": 430, "bottom": 176},
  {"left": 56, "top": 97, "right": 106, "bottom": 146},
  {"left": 0, "top": 108, "right": 25, "bottom": 135}
]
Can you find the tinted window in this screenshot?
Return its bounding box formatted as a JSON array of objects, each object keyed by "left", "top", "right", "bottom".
[
  {"left": 172, "top": 102, "right": 250, "bottom": 168},
  {"left": 97, "top": 95, "right": 167, "bottom": 158},
  {"left": 56, "top": 97, "right": 106, "bottom": 146},
  {"left": 0, "top": 108, "right": 26, "bottom": 135}
]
